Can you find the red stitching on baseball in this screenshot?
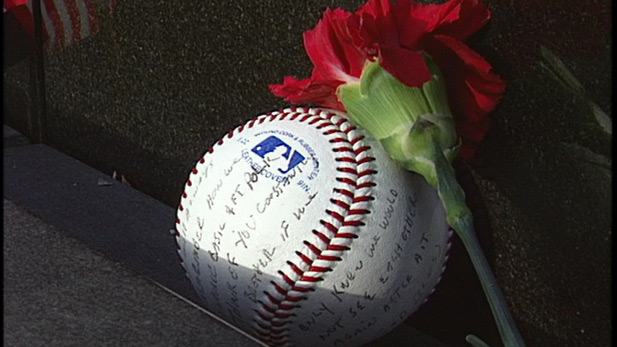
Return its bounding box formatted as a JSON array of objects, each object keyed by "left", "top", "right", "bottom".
[
  {"left": 290, "top": 285, "right": 314, "bottom": 293},
  {"left": 332, "top": 146, "right": 355, "bottom": 153},
  {"left": 316, "top": 121, "right": 335, "bottom": 129},
  {"left": 357, "top": 156, "right": 376, "bottom": 165},
  {"left": 349, "top": 208, "right": 371, "bottom": 214},
  {"left": 286, "top": 261, "right": 304, "bottom": 276},
  {"left": 260, "top": 301, "right": 277, "bottom": 313},
  {"left": 320, "top": 220, "right": 339, "bottom": 234},
  {"left": 330, "top": 198, "right": 350, "bottom": 210},
  {"left": 343, "top": 124, "right": 357, "bottom": 133},
  {"left": 336, "top": 177, "right": 356, "bottom": 186},
  {"left": 335, "top": 232, "right": 359, "bottom": 239},
  {"left": 310, "top": 231, "right": 331, "bottom": 244},
  {"left": 335, "top": 157, "right": 355, "bottom": 163},
  {"left": 268, "top": 327, "right": 287, "bottom": 334},
  {"left": 252, "top": 110, "right": 375, "bottom": 343},
  {"left": 350, "top": 135, "right": 365, "bottom": 145},
  {"left": 308, "top": 264, "right": 332, "bottom": 272},
  {"left": 271, "top": 320, "right": 291, "bottom": 327},
  {"left": 357, "top": 181, "right": 377, "bottom": 189},
  {"left": 326, "top": 209, "right": 346, "bottom": 222},
  {"left": 174, "top": 108, "right": 377, "bottom": 345},
  {"left": 336, "top": 167, "right": 358, "bottom": 174},
  {"left": 299, "top": 274, "right": 322, "bottom": 282},
  {"left": 334, "top": 188, "right": 354, "bottom": 198},
  {"left": 343, "top": 220, "right": 366, "bottom": 227},
  {"left": 279, "top": 303, "right": 300, "bottom": 310},
  {"left": 270, "top": 281, "right": 288, "bottom": 295},
  {"left": 354, "top": 145, "right": 371, "bottom": 154},
  {"left": 264, "top": 292, "right": 281, "bottom": 305},
  {"left": 304, "top": 240, "right": 336, "bottom": 261},
  {"left": 285, "top": 295, "right": 305, "bottom": 302},
  {"left": 332, "top": 116, "right": 347, "bottom": 127},
  {"left": 322, "top": 129, "right": 340, "bottom": 136},
  {"left": 254, "top": 310, "right": 270, "bottom": 321},
  {"left": 274, "top": 311, "right": 295, "bottom": 319},
  {"left": 327, "top": 244, "right": 350, "bottom": 251},
  {"left": 295, "top": 251, "right": 313, "bottom": 265},
  {"left": 269, "top": 333, "right": 288, "bottom": 340},
  {"left": 277, "top": 270, "right": 295, "bottom": 286},
  {"left": 358, "top": 169, "right": 378, "bottom": 176},
  {"left": 353, "top": 195, "right": 375, "bottom": 203}
]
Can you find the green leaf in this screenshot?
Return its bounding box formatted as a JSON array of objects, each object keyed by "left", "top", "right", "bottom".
[
  {"left": 338, "top": 60, "right": 428, "bottom": 140},
  {"left": 337, "top": 57, "right": 459, "bottom": 176}
]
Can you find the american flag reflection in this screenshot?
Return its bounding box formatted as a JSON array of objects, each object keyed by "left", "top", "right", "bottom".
[{"left": 4, "top": 0, "right": 116, "bottom": 53}]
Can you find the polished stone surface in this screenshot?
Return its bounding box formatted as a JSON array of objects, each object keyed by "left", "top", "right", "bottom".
[{"left": 3, "top": 198, "right": 260, "bottom": 347}]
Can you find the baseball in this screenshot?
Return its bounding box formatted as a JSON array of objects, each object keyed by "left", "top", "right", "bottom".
[{"left": 175, "top": 107, "right": 451, "bottom": 346}]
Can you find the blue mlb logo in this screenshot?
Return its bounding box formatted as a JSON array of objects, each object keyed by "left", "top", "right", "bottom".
[{"left": 251, "top": 136, "right": 305, "bottom": 174}]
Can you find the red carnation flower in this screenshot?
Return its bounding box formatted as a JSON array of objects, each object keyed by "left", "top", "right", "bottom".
[{"left": 269, "top": 0, "right": 505, "bottom": 159}]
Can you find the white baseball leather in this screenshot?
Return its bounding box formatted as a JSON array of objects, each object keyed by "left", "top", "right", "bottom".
[{"left": 176, "top": 107, "right": 451, "bottom": 346}]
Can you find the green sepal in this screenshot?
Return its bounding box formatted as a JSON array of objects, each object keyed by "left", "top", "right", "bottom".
[{"left": 337, "top": 56, "right": 460, "bottom": 186}]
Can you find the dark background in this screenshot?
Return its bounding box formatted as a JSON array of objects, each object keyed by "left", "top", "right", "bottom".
[{"left": 4, "top": 0, "right": 611, "bottom": 346}]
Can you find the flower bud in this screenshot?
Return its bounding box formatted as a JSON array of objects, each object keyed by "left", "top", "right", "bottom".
[{"left": 338, "top": 55, "right": 461, "bottom": 186}]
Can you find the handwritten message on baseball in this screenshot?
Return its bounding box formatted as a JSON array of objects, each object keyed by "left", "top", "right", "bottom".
[{"left": 176, "top": 108, "right": 451, "bottom": 346}]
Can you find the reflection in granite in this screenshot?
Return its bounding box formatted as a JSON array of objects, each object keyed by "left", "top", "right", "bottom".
[{"left": 4, "top": 0, "right": 610, "bottom": 346}]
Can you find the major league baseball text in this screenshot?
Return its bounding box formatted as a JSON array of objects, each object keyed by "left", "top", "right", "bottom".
[{"left": 175, "top": 107, "right": 452, "bottom": 346}]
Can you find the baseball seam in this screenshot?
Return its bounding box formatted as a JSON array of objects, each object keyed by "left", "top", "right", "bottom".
[{"left": 248, "top": 108, "right": 376, "bottom": 345}]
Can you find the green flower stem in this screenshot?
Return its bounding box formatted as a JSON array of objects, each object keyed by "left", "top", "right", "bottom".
[
  {"left": 466, "top": 334, "right": 492, "bottom": 347},
  {"left": 338, "top": 57, "right": 526, "bottom": 346},
  {"left": 429, "top": 137, "right": 526, "bottom": 347}
]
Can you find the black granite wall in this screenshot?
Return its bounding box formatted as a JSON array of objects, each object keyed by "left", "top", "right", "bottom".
[{"left": 4, "top": 1, "right": 611, "bottom": 346}]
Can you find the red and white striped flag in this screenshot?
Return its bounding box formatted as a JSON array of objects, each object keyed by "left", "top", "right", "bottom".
[{"left": 3, "top": 0, "right": 116, "bottom": 52}]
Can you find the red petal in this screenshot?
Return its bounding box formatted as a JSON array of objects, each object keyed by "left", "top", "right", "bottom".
[
  {"left": 391, "top": 0, "right": 490, "bottom": 50},
  {"left": 357, "top": 0, "right": 399, "bottom": 46},
  {"left": 357, "top": 0, "right": 431, "bottom": 87},
  {"left": 458, "top": 141, "right": 479, "bottom": 160},
  {"left": 304, "top": 8, "right": 367, "bottom": 83},
  {"left": 268, "top": 75, "right": 344, "bottom": 110},
  {"left": 378, "top": 44, "right": 432, "bottom": 87},
  {"left": 431, "top": 0, "right": 492, "bottom": 41},
  {"left": 269, "top": 0, "right": 503, "bottom": 159},
  {"left": 4, "top": 0, "right": 30, "bottom": 11},
  {"left": 422, "top": 34, "right": 505, "bottom": 157},
  {"left": 429, "top": 35, "right": 505, "bottom": 116},
  {"left": 457, "top": 117, "right": 491, "bottom": 143},
  {"left": 390, "top": 0, "right": 425, "bottom": 50},
  {"left": 456, "top": 117, "right": 490, "bottom": 160}
]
